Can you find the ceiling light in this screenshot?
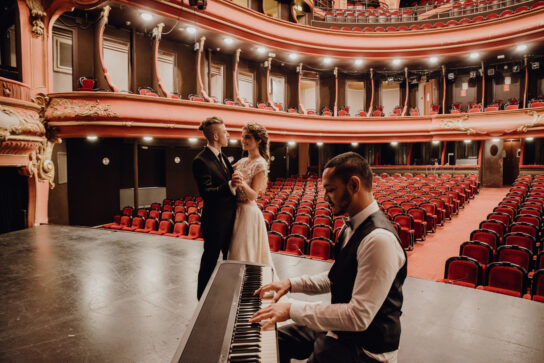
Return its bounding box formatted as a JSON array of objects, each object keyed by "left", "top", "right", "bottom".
[
  {"left": 516, "top": 44, "right": 527, "bottom": 52},
  {"left": 497, "top": 54, "right": 505, "bottom": 59},
  {"left": 432, "top": 140, "right": 440, "bottom": 145},
  {"left": 288, "top": 53, "right": 299, "bottom": 60},
  {"left": 229, "top": 139, "right": 238, "bottom": 144},
  {"left": 464, "top": 139, "right": 472, "bottom": 144},
  {"left": 429, "top": 56, "right": 438, "bottom": 64},
  {"left": 188, "top": 137, "right": 198, "bottom": 143},
  {"left": 354, "top": 59, "right": 363, "bottom": 66},
  {"left": 316, "top": 142, "right": 324, "bottom": 146},
  {"left": 351, "top": 142, "right": 359, "bottom": 147},
  {"left": 525, "top": 137, "right": 534, "bottom": 141},
  {"left": 224, "top": 37, "right": 234, "bottom": 45},
  {"left": 288, "top": 141, "right": 296, "bottom": 146},
  {"left": 143, "top": 136, "right": 153, "bottom": 142},
  {"left": 186, "top": 26, "right": 196, "bottom": 34},
  {"left": 391, "top": 141, "right": 398, "bottom": 146},
  {"left": 86, "top": 135, "right": 98, "bottom": 142},
  {"left": 469, "top": 52, "right": 479, "bottom": 60},
  {"left": 492, "top": 138, "right": 500, "bottom": 142},
  {"left": 392, "top": 58, "right": 402, "bottom": 66},
  {"left": 257, "top": 46, "right": 266, "bottom": 54},
  {"left": 323, "top": 57, "right": 332, "bottom": 65},
  {"left": 140, "top": 12, "right": 153, "bottom": 21}
]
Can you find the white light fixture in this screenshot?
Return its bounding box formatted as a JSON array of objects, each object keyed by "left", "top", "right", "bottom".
[
  {"left": 86, "top": 135, "right": 98, "bottom": 142},
  {"left": 432, "top": 140, "right": 440, "bottom": 145},
  {"left": 174, "top": 156, "right": 181, "bottom": 164},
  {"left": 288, "top": 141, "right": 296, "bottom": 146},
  {"left": 323, "top": 57, "right": 333, "bottom": 65},
  {"left": 316, "top": 142, "right": 324, "bottom": 146},
  {"left": 229, "top": 139, "right": 238, "bottom": 144},
  {"left": 464, "top": 139, "right": 472, "bottom": 144},
  {"left": 492, "top": 138, "right": 500, "bottom": 142},
  {"left": 224, "top": 37, "right": 234, "bottom": 45},
  {"left": 288, "top": 53, "right": 299, "bottom": 60},
  {"left": 516, "top": 44, "right": 527, "bottom": 52},
  {"left": 140, "top": 12, "right": 153, "bottom": 21},
  {"left": 186, "top": 26, "right": 197, "bottom": 34},
  {"left": 143, "top": 136, "right": 153, "bottom": 142},
  {"left": 257, "top": 46, "right": 266, "bottom": 54},
  {"left": 351, "top": 142, "right": 359, "bottom": 147},
  {"left": 429, "top": 56, "right": 438, "bottom": 64},
  {"left": 526, "top": 136, "right": 534, "bottom": 141},
  {"left": 391, "top": 141, "right": 399, "bottom": 146},
  {"left": 295, "top": 5, "right": 303, "bottom": 11},
  {"left": 354, "top": 59, "right": 363, "bottom": 66},
  {"left": 469, "top": 52, "right": 480, "bottom": 60},
  {"left": 102, "top": 157, "right": 110, "bottom": 166},
  {"left": 188, "top": 137, "right": 198, "bottom": 143},
  {"left": 392, "top": 58, "right": 402, "bottom": 66}
]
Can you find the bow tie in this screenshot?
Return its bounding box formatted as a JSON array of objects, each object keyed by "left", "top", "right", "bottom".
[{"left": 343, "top": 217, "right": 353, "bottom": 230}]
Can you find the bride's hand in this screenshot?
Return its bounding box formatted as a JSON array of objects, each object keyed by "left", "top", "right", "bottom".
[{"left": 254, "top": 279, "right": 291, "bottom": 303}]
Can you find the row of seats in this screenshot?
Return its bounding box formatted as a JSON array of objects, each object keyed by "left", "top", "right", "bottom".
[
  {"left": 326, "top": 3, "right": 542, "bottom": 30},
  {"left": 440, "top": 174, "right": 544, "bottom": 301}
]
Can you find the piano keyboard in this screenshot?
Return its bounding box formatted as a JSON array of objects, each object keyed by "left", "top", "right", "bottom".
[{"left": 172, "top": 261, "right": 278, "bottom": 363}]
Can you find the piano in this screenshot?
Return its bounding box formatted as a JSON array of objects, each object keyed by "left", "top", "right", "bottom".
[{"left": 171, "top": 261, "right": 279, "bottom": 363}]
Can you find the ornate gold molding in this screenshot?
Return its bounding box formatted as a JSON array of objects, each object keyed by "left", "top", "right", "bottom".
[
  {"left": 439, "top": 115, "right": 483, "bottom": 135},
  {"left": 504, "top": 110, "right": 544, "bottom": 133},
  {"left": 26, "top": 0, "right": 46, "bottom": 38},
  {"left": 46, "top": 98, "right": 119, "bottom": 119},
  {"left": 0, "top": 104, "right": 45, "bottom": 138}
]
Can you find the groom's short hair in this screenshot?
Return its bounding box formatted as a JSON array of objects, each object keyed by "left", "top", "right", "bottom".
[
  {"left": 199, "top": 116, "right": 224, "bottom": 142},
  {"left": 324, "top": 152, "right": 373, "bottom": 191}
]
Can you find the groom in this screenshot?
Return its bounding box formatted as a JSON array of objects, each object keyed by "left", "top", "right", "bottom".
[{"left": 192, "top": 116, "right": 241, "bottom": 300}]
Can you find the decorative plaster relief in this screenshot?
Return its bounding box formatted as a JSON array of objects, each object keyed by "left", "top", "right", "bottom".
[
  {"left": 45, "top": 98, "right": 119, "bottom": 119},
  {"left": 26, "top": 0, "right": 46, "bottom": 38},
  {"left": 505, "top": 111, "right": 544, "bottom": 133},
  {"left": 0, "top": 105, "right": 45, "bottom": 139},
  {"left": 439, "top": 116, "right": 481, "bottom": 135},
  {"left": 440, "top": 111, "right": 544, "bottom": 136}
]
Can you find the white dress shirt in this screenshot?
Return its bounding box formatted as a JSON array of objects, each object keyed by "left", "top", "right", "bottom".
[
  {"left": 206, "top": 145, "right": 236, "bottom": 195},
  {"left": 288, "top": 200, "right": 406, "bottom": 363}
]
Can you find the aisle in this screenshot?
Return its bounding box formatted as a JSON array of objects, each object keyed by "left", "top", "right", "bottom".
[{"left": 406, "top": 187, "right": 510, "bottom": 281}]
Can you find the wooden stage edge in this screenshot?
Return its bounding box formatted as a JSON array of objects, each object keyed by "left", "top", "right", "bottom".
[{"left": 0, "top": 225, "right": 543, "bottom": 362}]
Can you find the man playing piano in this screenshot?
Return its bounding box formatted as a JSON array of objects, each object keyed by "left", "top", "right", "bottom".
[{"left": 251, "top": 152, "right": 407, "bottom": 363}]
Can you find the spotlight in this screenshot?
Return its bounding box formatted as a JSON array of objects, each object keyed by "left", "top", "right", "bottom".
[
  {"left": 470, "top": 70, "right": 477, "bottom": 79},
  {"left": 323, "top": 57, "right": 333, "bottom": 65},
  {"left": 354, "top": 59, "right": 363, "bottom": 66},
  {"left": 229, "top": 139, "right": 238, "bottom": 144},
  {"left": 86, "top": 135, "right": 98, "bottom": 142},
  {"left": 487, "top": 68, "right": 495, "bottom": 76},
  {"left": 447, "top": 72, "right": 455, "bottom": 80},
  {"left": 492, "top": 138, "right": 500, "bottom": 142},
  {"left": 469, "top": 52, "right": 480, "bottom": 60},
  {"left": 464, "top": 139, "right": 472, "bottom": 144},
  {"left": 392, "top": 58, "right": 402, "bottom": 66},
  {"left": 143, "top": 136, "right": 153, "bottom": 142},
  {"left": 316, "top": 142, "right": 324, "bottom": 146},
  {"left": 223, "top": 37, "right": 234, "bottom": 45},
  {"left": 288, "top": 53, "right": 299, "bottom": 60},
  {"left": 531, "top": 62, "right": 540, "bottom": 70},
  {"left": 391, "top": 141, "right": 398, "bottom": 146},
  {"left": 516, "top": 44, "right": 527, "bottom": 52},
  {"left": 432, "top": 140, "right": 440, "bottom": 145},
  {"left": 186, "top": 26, "right": 197, "bottom": 34},
  {"left": 140, "top": 12, "right": 153, "bottom": 21},
  {"left": 512, "top": 65, "right": 521, "bottom": 73},
  {"left": 288, "top": 141, "right": 296, "bottom": 146},
  {"left": 188, "top": 137, "right": 198, "bottom": 143},
  {"left": 351, "top": 142, "right": 359, "bottom": 147},
  {"left": 429, "top": 56, "right": 438, "bottom": 64},
  {"left": 257, "top": 46, "right": 266, "bottom": 54},
  {"left": 526, "top": 137, "right": 534, "bottom": 141}
]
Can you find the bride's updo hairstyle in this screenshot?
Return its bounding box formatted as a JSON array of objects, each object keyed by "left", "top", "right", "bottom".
[{"left": 243, "top": 122, "right": 270, "bottom": 164}]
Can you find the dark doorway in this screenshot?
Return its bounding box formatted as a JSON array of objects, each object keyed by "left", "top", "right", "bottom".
[
  {"left": 503, "top": 140, "right": 520, "bottom": 185},
  {"left": 0, "top": 167, "right": 28, "bottom": 234}
]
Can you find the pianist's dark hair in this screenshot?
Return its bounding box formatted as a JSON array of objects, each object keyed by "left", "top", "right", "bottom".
[{"left": 324, "top": 152, "right": 372, "bottom": 191}]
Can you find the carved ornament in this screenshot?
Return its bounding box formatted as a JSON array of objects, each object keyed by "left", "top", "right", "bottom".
[
  {"left": 45, "top": 98, "right": 119, "bottom": 119},
  {"left": 504, "top": 110, "right": 544, "bottom": 133},
  {"left": 26, "top": 0, "right": 46, "bottom": 38},
  {"left": 439, "top": 115, "right": 483, "bottom": 136},
  {"left": 0, "top": 104, "right": 45, "bottom": 139}
]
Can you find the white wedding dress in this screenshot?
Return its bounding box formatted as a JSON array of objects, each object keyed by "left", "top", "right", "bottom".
[{"left": 228, "top": 157, "right": 277, "bottom": 275}]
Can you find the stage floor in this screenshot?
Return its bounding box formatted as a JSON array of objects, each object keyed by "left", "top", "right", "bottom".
[{"left": 1, "top": 226, "right": 543, "bottom": 362}]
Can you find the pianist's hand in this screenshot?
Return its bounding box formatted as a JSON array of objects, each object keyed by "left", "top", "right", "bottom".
[
  {"left": 254, "top": 279, "right": 291, "bottom": 303},
  {"left": 249, "top": 302, "right": 291, "bottom": 330}
]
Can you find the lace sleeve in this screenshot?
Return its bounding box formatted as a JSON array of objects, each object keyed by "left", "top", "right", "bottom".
[{"left": 252, "top": 158, "right": 268, "bottom": 177}]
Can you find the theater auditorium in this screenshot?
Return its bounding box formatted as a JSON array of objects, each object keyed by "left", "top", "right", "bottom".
[{"left": 1, "top": 0, "right": 544, "bottom": 361}]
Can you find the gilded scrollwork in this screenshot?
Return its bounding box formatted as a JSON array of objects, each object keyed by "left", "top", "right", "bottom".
[
  {"left": 439, "top": 115, "right": 484, "bottom": 135},
  {"left": 26, "top": 0, "right": 46, "bottom": 38},
  {"left": 46, "top": 98, "right": 119, "bottom": 119},
  {"left": 503, "top": 110, "right": 544, "bottom": 134},
  {"left": 0, "top": 105, "right": 45, "bottom": 137}
]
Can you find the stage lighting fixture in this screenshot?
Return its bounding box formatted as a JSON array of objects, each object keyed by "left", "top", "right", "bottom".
[
  {"left": 512, "top": 65, "right": 521, "bottom": 73},
  {"left": 189, "top": 0, "right": 207, "bottom": 10},
  {"left": 487, "top": 68, "right": 495, "bottom": 76},
  {"left": 531, "top": 62, "right": 540, "bottom": 70},
  {"left": 447, "top": 72, "right": 455, "bottom": 80},
  {"left": 469, "top": 70, "right": 477, "bottom": 79}
]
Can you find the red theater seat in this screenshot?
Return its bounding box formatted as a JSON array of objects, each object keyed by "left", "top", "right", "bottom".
[
  {"left": 135, "top": 218, "right": 159, "bottom": 233},
  {"left": 122, "top": 216, "right": 144, "bottom": 232},
  {"left": 496, "top": 245, "right": 533, "bottom": 272},
  {"left": 267, "top": 231, "right": 284, "bottom": 251},
  {"left": 478, "top": 262, "right": 527, "bottom": 297},
  {"left": 281, "top": 234, "right": 307, "bottom": 256},
  {"left": 439, "top": 256, "right": 483, "bottom": 288},
  {"left": 164, "top": 221, "right": 189, "bottom": 237},
  {"left": 531, "top": 269, "right": 544, "bottom": 301},
  {"left": 460, "top": 241, "right": 493, "bottom": 270},
  {"left": 308, "top": 237, "right": 333, "bottom": 260}
]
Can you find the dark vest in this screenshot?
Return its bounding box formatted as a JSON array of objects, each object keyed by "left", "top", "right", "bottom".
[{"left": 328, "top": 210, "right": 407, "bottom": 354}]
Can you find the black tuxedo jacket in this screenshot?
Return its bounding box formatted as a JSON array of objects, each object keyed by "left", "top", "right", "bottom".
[{"left": 192, "top": 147, "right": 237, "bottom": 248}]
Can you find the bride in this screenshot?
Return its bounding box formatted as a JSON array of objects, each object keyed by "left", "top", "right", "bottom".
[{"left": 228, "top": 122, "right": 276, "bottom": 270}]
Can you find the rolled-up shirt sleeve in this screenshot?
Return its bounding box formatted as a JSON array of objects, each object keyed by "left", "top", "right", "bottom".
[{"left": 288, "top": 229, "right": 405, "bottom": 332}]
